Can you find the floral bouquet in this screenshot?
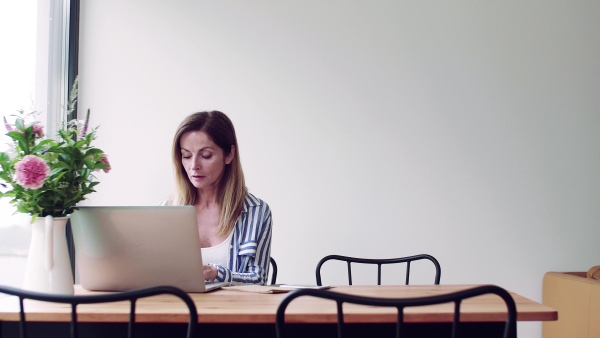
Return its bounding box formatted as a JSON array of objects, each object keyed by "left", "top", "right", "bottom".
[{"left": 0, "top": 80, "right": 110, "bottom": 221}]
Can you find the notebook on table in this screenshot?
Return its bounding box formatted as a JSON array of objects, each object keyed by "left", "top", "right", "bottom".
[
  {"left": 222, "top": 284, "right": 333, "bottom": 294},
  {"left": 71, "top": 205, "right": 226, "bottom": 293}
]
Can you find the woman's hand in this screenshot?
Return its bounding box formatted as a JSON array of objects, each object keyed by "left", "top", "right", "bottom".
[{"left": 203, "top": 265, "right": 218, "bottom": 282}]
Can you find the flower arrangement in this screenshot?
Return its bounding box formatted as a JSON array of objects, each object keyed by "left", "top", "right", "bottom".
[{"left": 0, "top": 79, "right": 110, "bottom": 220}]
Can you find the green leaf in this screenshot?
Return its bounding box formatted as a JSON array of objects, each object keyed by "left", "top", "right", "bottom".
[
  {"left": 48, "top": 167, "right": 65, "bottom": 176},
  {"left": 84, "top": 148, "right": 104, "bottom": 157},
  {"left": 0, "top": 172, "right": 12, "bottom": 181},
  {"left": 6, "top": 131, "right": 26, "bottom": 143},
  {"left": 17, "top": 139, "right": 28, "bottom": 154},
  {"left": 31, "top": 139, "right": 55, "bottom": 154},
  {"left": 15, "top": 118, "right": 25, "bottom": 130},
  {"left": 58, "top": 153, "right": 72, "bottom": 163},
  {"left": 80, "top": 168, "right": 91, "bottom": 179},
  {"left": 84, "top": 156, "right": 95, "bottom": 169},
  {"left": 16, "top": 204, "right": 28, "bottom": 214},
  {"left": 94, "top": 163, "right": 109, "bottom": 171},
  {"left": 39, "top": 139, "right": 56, "bottom": 146},
  {"left": 75, "top": 139, "right": 88, "bottom": 148},
  {"left": 52, "top": 161, "right": 71, "bottom": 169},
  {"left": 0, "top": 152, "right": 10, "bottom": 162},
  {"left": 53, "top": 171, "right": 67, "bottom": 181}
]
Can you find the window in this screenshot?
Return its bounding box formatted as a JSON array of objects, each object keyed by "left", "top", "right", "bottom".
[{"left": 0, "top": 0, "right": 76, "bottom": 287}]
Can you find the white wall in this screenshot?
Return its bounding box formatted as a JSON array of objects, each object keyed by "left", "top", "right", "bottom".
[{"left": 78, "top": 1, "right": 600, "bottom": 337}]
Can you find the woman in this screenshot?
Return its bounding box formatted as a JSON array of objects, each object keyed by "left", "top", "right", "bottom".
[{"left": 166, "top": 111, "right": 272, "bottom": 284}]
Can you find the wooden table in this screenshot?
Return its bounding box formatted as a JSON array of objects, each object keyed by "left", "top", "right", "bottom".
[{"left": 0, "top": 284, "right": 557, "bottom": 338}]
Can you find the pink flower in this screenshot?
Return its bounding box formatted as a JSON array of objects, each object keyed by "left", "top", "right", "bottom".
[
  {"left": 32, "top": 123, "right": 44, "bottom": 138},
  {"left": 14, "top": 155, "right": 50, "bottom": 190},
  {"left": 98, "top": 155, "right": 111, "bottom": 173},
  {"left": 3, "top": 117, "right": 13, "bottom": 132},
  {"left": 9, "top": 122, "right": 45, "bottom": 137}
]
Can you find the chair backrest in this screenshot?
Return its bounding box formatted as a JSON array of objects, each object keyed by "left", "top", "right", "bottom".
[
  {"left": 275, "top": 285, "right": 517, "bottom": 338},
  {"left": 0, "top": 285, "right": 197, "bottom": 338},
  {"left": 269, "top": 257, "right": 278, "bottom": 285},
  {"left": 315, "top": 254, "right": 441, "bottom": 286}
]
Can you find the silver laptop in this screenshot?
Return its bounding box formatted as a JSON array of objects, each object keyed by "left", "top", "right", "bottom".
[{"left": 71, "top": 206, "right": 226, "bottom": 293}]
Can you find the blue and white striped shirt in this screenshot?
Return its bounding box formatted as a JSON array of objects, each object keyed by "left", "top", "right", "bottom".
[{"left": 214, "top": 192, "right": 272, "bottom": 284}]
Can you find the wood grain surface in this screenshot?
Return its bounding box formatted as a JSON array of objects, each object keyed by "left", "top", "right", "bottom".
[{"left": 0, "top": 284, "right": 557, "bottom": 324}]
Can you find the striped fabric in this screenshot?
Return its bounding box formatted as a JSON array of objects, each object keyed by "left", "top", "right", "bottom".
[{"left": 214, "top": 192, "right": 273, "bottom": 284}]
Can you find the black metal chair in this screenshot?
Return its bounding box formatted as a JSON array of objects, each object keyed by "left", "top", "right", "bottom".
[
  {"left": 0, "top": 285, "right": 197, "bottom": 338},
  {"left": 315, "top": 254, "right": 441, "bottom": 286},
  {"left": 275, "top": 285, "right": 517, "bottom": 338},
  {"left": 270, "top": 257, "right": 278, "bottom": 285}
]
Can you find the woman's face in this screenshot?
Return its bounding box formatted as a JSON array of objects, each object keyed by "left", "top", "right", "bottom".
[{"left": 179, "top": 131, "right": 234, "bottom": 192}]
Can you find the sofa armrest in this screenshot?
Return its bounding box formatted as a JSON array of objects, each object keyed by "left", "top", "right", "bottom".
[{"left": 543, "top": 271, "right": 600, "bottom": 338}]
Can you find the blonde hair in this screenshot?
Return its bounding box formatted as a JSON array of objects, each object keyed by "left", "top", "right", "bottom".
[{"left": 171, "top": 111, "right": 246, "bottom": 236}]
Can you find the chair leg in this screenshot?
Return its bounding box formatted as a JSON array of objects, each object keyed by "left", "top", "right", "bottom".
[
  {"left": 128, "top": 301, "right": 137, "bottom": 338},
  {"left": 336, "top": 302, "right": 344, "bottom": 338},
  {"left": 70, "top": 305, "right": 78, "bottom": 338},
  {"left": 396, "top": 307, "right": 405, "bottom": 338}
]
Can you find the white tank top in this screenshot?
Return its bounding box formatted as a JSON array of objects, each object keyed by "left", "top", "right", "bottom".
[{"left": 200, "top": 231, "right": 233, "bottom": 267}]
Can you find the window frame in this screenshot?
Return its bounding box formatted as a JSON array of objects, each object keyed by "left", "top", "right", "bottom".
[
  {"left": 65, "top": 0, "right": 80, "bottom": 280},
  {"left": 0, "top": 0, "right": 80, "bottom": 285}
]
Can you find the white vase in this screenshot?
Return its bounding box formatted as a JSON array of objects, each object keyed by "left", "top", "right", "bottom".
[{"left": 23, "top": 215, "right": 74, "bottom": 295}]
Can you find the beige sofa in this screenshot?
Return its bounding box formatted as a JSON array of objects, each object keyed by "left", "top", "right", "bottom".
[{"left": 542, "top": 268, "right": 600, "bottom": 338}]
